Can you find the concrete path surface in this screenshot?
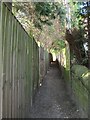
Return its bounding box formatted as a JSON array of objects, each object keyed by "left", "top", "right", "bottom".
[{"left": 29, "top": 62, "right": 81, "bottom": 118}]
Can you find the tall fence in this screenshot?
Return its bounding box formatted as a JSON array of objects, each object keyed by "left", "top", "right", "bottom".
[
  {"left": 0, "top": 3, "right": 49, "bottom": 118},
  {"left": 39, "top": 47, "right": 49, "bottom": 84}
]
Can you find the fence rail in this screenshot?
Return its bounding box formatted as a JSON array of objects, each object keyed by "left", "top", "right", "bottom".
[{"left": 0, "top": 3, "right": 49, "bottom": 118}]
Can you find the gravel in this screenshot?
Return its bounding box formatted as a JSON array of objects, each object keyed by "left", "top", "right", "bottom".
[{"left": 29, "top": 62, "right": 81, "bottom": 118}]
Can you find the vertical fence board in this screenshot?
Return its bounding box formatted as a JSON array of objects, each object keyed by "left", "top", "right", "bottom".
[
  {"left": 11, "top": 17, "right": 17, "bottom": 118},
  {"left": 2, "top": 4, "right": 9, "bottom": 118},
  {"left": 0, "top": 2, "right": 3, "bottom": 119},
  {"left": 30, "top": 37, "right": 33, "bottom": 107},
  {"left": 6, "top": 10, "right": 12, "bottom": 118}
]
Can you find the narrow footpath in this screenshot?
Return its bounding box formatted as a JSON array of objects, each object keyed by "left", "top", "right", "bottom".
[{"left": 29, "top": 62, "right": 81, "bottom": 118}]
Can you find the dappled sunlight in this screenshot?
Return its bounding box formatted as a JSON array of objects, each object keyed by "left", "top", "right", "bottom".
[
  {"left": 82, "top": 72, "right": 90, "bottom": 79},
  {"left": 82, "top": 71, "right": 90, "bottom": 86},
  {"left": 0, "top": 1, "right": 90, "bottom": 119}
]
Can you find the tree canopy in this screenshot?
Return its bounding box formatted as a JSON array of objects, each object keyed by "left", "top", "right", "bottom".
[
  {"left": 65, "top": 1, "right": 89, "bottom": 68},
  {"left": 12, "top": 1, "right": 90, "bottom": 68}
]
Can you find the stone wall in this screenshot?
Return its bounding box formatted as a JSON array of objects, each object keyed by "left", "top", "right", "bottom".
[{"left": 71, "top": 65, "right": 90, "bottom": 117}]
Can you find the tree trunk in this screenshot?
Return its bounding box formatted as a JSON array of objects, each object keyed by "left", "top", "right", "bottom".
[{"left": 65, "top": 29, "right": 82, "bottom": 63}]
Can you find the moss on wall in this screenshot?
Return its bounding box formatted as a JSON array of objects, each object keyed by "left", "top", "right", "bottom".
[
  {"left": 72, "top": 65, "right": 90, "bottom": 89},
  {"left": 71, "top": 65, "right": 90, "bottom": 117}
]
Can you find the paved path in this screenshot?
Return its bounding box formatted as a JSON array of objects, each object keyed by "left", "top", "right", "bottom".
[{"left": 29, "top": 62, "right": 81, "bottom": 118}]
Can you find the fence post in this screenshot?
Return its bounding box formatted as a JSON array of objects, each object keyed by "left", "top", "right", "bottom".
[{"left": 0, "top": 2, "right": 3, "bottom": 119}]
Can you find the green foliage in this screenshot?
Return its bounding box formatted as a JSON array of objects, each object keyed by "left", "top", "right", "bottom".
[
  {"left": 12, "top": 2, "right": 66, "bottom": 53},
  {"left": 67, "top": 1, "right": 89, "bottom": 67},
  {"left": 13, "top": 2, "right": 66, "bottom": 30},
  {"left": 51, "top": 40, "right": 65, "bottom": 53},
  {"left": 55, "top": 3, "right": 66, "bottom": 26},
  {"left": 34, "top": 2, "right": 66, "bottom": 29},
  {"left": 35, "top": 3, "right": 54, "bottom": 17}
]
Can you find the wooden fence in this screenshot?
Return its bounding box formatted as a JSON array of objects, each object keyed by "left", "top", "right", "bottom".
[{"left": 0, "top": 3, "right": 49, "bottom": 118}]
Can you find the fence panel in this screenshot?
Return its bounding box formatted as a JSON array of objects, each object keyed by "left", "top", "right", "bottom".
[{"left": 0, "top": 3, "right": 49, "bottom": 118}]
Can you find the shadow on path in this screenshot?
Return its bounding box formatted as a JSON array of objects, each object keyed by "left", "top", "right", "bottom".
[{"left": 29, "top": 61, "right": 81, "bottom": 118}]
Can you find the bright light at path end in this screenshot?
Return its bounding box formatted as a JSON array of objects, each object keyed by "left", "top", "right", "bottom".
[{"left": 52, "top": 53, "right": 56, "bottom": 61}]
